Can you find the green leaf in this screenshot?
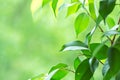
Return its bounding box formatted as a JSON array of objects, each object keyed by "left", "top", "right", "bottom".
[
  {"left": 99, "top": 0, "right": 116, "bottom": 20},
  {"left": 71, "top": 0, "right": 79, "bottom": 3},
  {"left": 75, "top": 59, "right": 93, "bottom": 80},
  {"left": 60, "top": 41, "right": 88, "bottom": 51},
  {"left": 49, "top": 63, "right": 68, "bottom": 73},
  {"left": 116, "top": 71, "right": 120, "bottom": 80},
  {"left": 66, "top": 2, "right": 81, "bottom": 16},
  {"left": 89, "top": 58, "right": 99, "bottom": 73},
  {"left": 52, "top": 0, "right": 58, "bottom": 16},
  {"left": 30, "top": 74, "right": 46, "bottom": 80},
  {"left": 103, "top": 30, "right": 120, "bottom": 37},
  {"left": 88, "top": 0, "right": 96, "bottom": 20},
  {"left": 81, "top": 49, "right": 91, "bottom": 57},
  {"left": 74, "top": 13, "right": 89, "bottom": 36},
  {"left": 90, "top": 43, "right": 108, "bottom": 60},
  {"left": 42, "top": 0, "right": 51, "bottom": 7},
  {"left": 104, "top": 37, "right": 120, "bottom": 80},
  {"left": 106, "top": 16, "right": 115, "bottom": 28},
  {"left": 74, "top": 57, "right": 81, "bottom": 70},
  {"left": 48, "top": 63, "right": 68, "bottom": 80},
  {"left": 102, "top": 60, "right": 110, "bottom": 76}
]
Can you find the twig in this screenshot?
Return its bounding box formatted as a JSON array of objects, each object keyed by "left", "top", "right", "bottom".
[{"left": 111, "top": 18, "right": 120, "bottom": 45}]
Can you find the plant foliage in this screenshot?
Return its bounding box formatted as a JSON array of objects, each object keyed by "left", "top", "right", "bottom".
[{"left": 30, "top": 0, "right": 120, "bottom": 80}]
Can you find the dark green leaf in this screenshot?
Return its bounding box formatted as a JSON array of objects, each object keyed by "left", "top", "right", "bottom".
[
  {"left": 52, "top": 0, "right": 58, "bottom": 16},
  {"left": 108, "top": 47, "right": 120, "bottom": 73},
  {"left": 67, "top": 2, "right": 81, "bottom": 16},
  {"left": 74, "top": 13, "right": 89, "bottom": 36},
  {"left": 99, "top": 0, "right": 116, "bottom": 20},
  {"left": 116, "top": 71, "right": 120, "bottom": 80},
  {"left": 89, "top": 58, "right": 99, "bottom": 73},
  {"left": 75, "top": 59, "right": 93, "bottom": 80},
  {"left": 60, "top": 41, "right": 88, "bottom": 51},
  {"left": 74, "top": 57, "right": 81, "bottom": 70},
  {"left": 81, "top": 49, "right": 91, "bottom": 57},
  {"left": 88, "top": 0, "right": 96, "bottom": 20},
  {"left": 42, "top": 0, "right": 51, "bottom": 7},
  {"left": 90, "top": 43, "right": 108, "bottom": 60},
  {"left": 106, "top": 17, "right": 115, "bottom": 28},
  {"left": 48, "top": 63, "right": 68, "bottom": 80}
]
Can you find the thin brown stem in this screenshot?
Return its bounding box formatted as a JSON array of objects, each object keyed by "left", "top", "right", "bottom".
[
  {"left": 111, "top": 18, "right": 120, "bottom": 45},
  {"left": 64, "top": 68, "right": 75, "bottom": 73}
]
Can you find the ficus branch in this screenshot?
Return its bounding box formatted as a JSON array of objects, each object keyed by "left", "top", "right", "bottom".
[{"left": 111, "top": 18, "right": 120, "bottom": 45}]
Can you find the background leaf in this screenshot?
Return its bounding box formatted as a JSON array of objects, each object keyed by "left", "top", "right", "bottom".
[
  {"left": 74, "top": 13, "right": 89, "bottom": 36},
  {"left": 88, "top": 0, "right": 96, "bottom": 20},
  {"left": 42, "top": 0, "right": 51, "bottom": 7},
  {"left": 52, "top": 0, "right": 58, "bottom": 16},
  {"left": 66, "top": 2, "right": 81, "bottom": 16}
]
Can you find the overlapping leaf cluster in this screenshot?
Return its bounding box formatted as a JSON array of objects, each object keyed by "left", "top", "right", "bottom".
[{"left": 30, "top": 0, "right": 120, "bottom": 80}]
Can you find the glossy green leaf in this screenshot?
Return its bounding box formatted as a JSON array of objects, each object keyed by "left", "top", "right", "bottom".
[
  {"left": 103, "top": 30, "right": 120, "bottom": 37},
  {"left": 99, "top": 0, "right": 116, "bottom": 20},
  {"left": 74, "top": 57, "right": 81, "bottom": 70},
  {"left": 42, "top": 0, "right": 51, "bottom": 7},
  {"left": 106, "top": 17, "right": 115, "bottom": 28},
  {"left": 60, "top": 41, "right": 88, "bottom": 51},
  {"left": 52, "top": 0, "right": 58, "bottom": 16},
  {"left": 90, "top": 43, "right": 108, "bottom": 60},
  {"left": 104, "top": 47, "right": 120, "bottom": 79},
  {"left": 75, "top": 59, "right": 93, "bottom": 80},
  {"left": 67, "top": 2, "right": 81, "bottom": 16},
  {"left": 89, "top": 58, "right": 99, "bottom": 73},
  {"left": 88, "top": 0, "right": 96, "bottom": 20},
  {"left": 102, "top": 60, "right": 110, "bottom": 76},
  {"left": 48, "top": 63, "right": 68, "bottom": 80},
  {"left": 74, "top": 13, "right": 89, "bottom": 36}
]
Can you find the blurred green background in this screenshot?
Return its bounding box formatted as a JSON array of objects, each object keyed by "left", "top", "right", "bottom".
[{"left": 0, "top": 0, "right": 78, "bottom": 80}]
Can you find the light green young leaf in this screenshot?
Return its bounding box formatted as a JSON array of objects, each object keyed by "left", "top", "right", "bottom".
[
  {"left": 88, "top": 0, "right": 96, "bottom": 20},
  {"left": 71, "top": 0, "right": 79, "bottom": 3},
  {"left": 74, "top": 57, "right": 81, "bottom": 70},
  {"left": 66, "top": 2, "right": 81, "bottom": 16},
  {"left": 52, "top": 0, "right": 58, "bottom": 16},
  {"left": 74, "top": 13, "right": 89, "bottom": 36},
  {"left": 106, "top": 16, "right": 115, "bottom": 28},
  {"left": 42, "top": 0, "right": 51, "bottom": 7},
  {"left": 99, "top": 0, "right": 116, "bottom": 20},
  {"left": 75, "top": 59, "right": 93, "bottom": 80},
  {"left": 60, "top": 41, "right": 88, "bottom": 51}
]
